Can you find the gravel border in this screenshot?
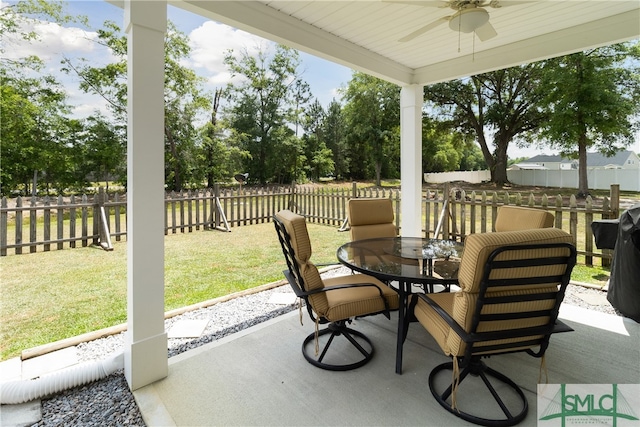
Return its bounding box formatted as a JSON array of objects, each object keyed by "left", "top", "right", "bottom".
[{"left": 29, "top": 268, "right": 621, "bottom": 426}]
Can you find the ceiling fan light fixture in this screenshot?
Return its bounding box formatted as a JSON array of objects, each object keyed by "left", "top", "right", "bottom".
[{"left": 448, "top": 8, "right": 490, "bottom": 33}]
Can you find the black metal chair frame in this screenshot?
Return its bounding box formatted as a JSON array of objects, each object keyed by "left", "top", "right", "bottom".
[
  {"left": 412, "top": 242, "right": 577, "bottom": 427},
  {"left": 274, "top": 214, "right": 390, "bottom": 371}
]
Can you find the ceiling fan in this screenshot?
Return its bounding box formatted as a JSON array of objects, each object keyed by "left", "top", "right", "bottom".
[{"left": 391, "top": 0, "right": 525, "bottom": 43}]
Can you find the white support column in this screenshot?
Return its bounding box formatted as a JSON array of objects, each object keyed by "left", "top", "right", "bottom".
[
  {"left": 400, "top": 85, "right": 424, "bottom": 237},
  {"left": 124, "top": 0, "right": 168, "bottom": 391}
]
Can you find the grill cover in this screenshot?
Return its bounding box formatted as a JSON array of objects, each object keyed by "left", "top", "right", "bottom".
[
  {"left": 607, "top": 203, "right": 640, "bottom": 323},
  {"left": 591, "top": 219, "right": 620, "bottom": 250}
]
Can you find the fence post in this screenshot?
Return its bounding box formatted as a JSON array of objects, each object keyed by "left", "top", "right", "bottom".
[
  {"left": 70, "top": 195, "right": 77, "bottom": 248},
  {"left": 29, "top": 197, "right": 37, "bottom": 253},
  {"left": 214, "top": 184, "right": 221, "bottom": 230},
  {"left": 442, "top": 182, "right": 450, "bottom": 239},
  {"left": 57, "top": 195, "right": 64, "bottom": 250},
  {"left": 610, "top": 184, "right": 620, "bottom": 219},
  {"left": 600, "top": 184, "right": 620, "bottom": 268},
  {"left": 96, "top": 187, "right": 113, "bottom": 251},
  {"left": 15, "top": 196, "right": 23, "bottom": 255},
  {"left": 93, "top": 189, "right": 102, "bottom": 245},
  {"left": 585, "top": 196, "right": 594, "bottom": 267},
  {"left": 43, "top": 196, "right": 51, "bottom": 252},
  {"left": 569, "top": 195, "right": 578, "bottom": 244},
  {"left": 81, "top": 194, "right": 89, "bottom": 247},
  {"left": 0, "top": 197, "right": 7, "bottom": 256},
  {"left": 289, "top": 181, "right": 296, "bottom": 211}
]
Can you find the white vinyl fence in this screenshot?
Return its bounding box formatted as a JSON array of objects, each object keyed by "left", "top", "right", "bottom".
[
  {"left": 507, "top": 169, "right": 640, "bottom": 191},
  {"left": 424, "top": 170, "right": 491, "bottom": 184},
  {"left": 424, "top": 169, "right": 640, "bottom": 191}
]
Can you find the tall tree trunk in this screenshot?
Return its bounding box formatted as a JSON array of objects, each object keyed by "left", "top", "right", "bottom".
[
  {"left": 32, "top": 170, "right": 38, "bottom": 197},
  {"left": 207, "top": 89, "right": 222, "bottom": 188},
  {"left": 577, "top": 135, "right": 589, "bottom": 197},
  {"left": 374, "top": 162, "right": 382, "bottom": 187},
  {"left": 165, "top": 126, "right": 182, "bottom": 191},
  {"left": 492, "top": 141, "right": 509, "bottom": 186}
]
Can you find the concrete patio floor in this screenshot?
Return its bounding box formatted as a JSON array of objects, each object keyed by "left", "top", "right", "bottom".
[{"left": 134, "top": 304, "right": 640, "bottom": 426}]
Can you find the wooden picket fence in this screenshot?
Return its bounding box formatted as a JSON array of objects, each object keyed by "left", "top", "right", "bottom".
[{"left": 0, "top": 183, "right": 622, "bottom": 266}]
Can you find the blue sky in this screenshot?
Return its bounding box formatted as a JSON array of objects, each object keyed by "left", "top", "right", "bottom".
[
  {"left": 6, "top": 1, "right": 638, "bottom": 158},
  {"left": 24, "top": 1, "right": 353, "bottom": 115}
]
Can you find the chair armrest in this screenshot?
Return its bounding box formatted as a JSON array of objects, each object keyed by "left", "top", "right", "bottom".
[
  {"left": 284, "top": 270, "right": 388, "bottom": 304},
  {"left": 414, "top": 293, "right": 470, "bottom": 342}
]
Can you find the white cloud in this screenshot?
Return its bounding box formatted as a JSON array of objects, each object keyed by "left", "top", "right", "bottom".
[
  {"left": 187, "top": 21, "right": 271, "bottom": 86},
  {"left": 4, "top": 20, "right": 99, "bottom": 63},
  {"left": 2, "top": 10, "right": 119, "bottom": 119}
]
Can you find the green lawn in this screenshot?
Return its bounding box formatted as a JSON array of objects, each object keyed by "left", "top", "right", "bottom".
[
  {"left": 0, "top": 220, "right": 610, "bottom": 361},
  {"left": 0, "top": 222, "right": 350, "bottom": 360}
]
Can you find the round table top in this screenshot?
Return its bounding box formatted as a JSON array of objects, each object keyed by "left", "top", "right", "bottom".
[{"left": 337, "top": 237, "right": 464, "bottom": 285}]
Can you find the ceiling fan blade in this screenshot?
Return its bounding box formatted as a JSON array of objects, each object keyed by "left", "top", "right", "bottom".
[
  {"left": 475, "top": 21, "right": 497, "bottom": 41},
  {"left": 399, "top": 17, "right": 449, "bottom": 42},
  {"left": 487, "top": 0, "right": 537, "bottom": 7},
  {"left": 383, "top": 0, "right": 449, "bottom": 7}
]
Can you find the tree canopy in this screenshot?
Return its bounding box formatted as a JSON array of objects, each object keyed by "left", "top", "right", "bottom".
[
  {"left": 2, "top": 0, "right": 638, "bottom": 197},
  {"left": 535, "top": 42, "right": 640, "bottom": 196}
]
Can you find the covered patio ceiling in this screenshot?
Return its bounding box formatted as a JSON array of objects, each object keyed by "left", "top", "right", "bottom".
[{"left": 173, "top": 0, "right": 640, "bottom": 86}]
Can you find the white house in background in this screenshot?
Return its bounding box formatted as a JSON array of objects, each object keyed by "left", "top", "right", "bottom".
[
  {"left": 583, "top": 150, "right": 640, "bottom": 169},
  {"left": 516, "top": 150, "right": 640, "bottom": 170}
]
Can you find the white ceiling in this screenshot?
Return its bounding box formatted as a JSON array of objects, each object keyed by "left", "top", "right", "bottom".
[{"left": 172, "top": 0, "right": 640, "bottom": 85}]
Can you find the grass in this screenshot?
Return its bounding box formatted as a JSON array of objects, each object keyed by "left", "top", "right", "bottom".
[
  {"left": 571, "top": 263, "right": 610, "bottom": 287},
  {"left": 0, "top": 217, "right": 612, "bottom": 361},
  {"left": 0, "top": 222, "right": 350, "bottom": 361}
]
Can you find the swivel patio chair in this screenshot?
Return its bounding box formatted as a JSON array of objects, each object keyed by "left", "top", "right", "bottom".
[
  {"left": 274, "top": 209, "right": 399, "bottom": 371},
  {"left": 409, "top": 228, "right": 576, "bottom": 426},
  {"left": 347, "top": 198, "right": 397, "bottom": 241},
  {"left": 494, "top": 205, "right": 554, "bottom": 232}
]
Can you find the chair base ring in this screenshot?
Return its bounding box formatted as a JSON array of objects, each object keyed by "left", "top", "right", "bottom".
[
  {"left": 428, "top": 360, "right": 528, "bottom": 427},
  {"left": 302, "top": 322, "right": 374, "bottom": 371}
]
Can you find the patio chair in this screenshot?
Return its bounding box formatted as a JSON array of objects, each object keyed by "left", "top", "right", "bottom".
[
  {"left": 409, "top": 228, "right": 576, "bottom": 426},
  {"left": 274, "top": 209, "right": 399, "bottom": 371},
  {"left": 347, "top": 198, "right": 397, "bottom": 241},
  {"left": 494, "top": 206, "right": 554, "bottom": 232}
]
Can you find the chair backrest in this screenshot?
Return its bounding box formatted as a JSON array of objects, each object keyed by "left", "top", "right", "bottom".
[
  {"left": 347, "top": 198, "right": 396, "bottom": 241},
  {"left": 494, "top": 206, "right": 554, "bottom": 232},
  {"left": 450, "top": 228, "right": 576, "bottom": 357},
  {"left": 274, "top": 210, "right": 329, "bottom": 316}
]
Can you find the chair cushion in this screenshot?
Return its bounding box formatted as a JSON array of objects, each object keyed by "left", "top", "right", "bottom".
[
  {"left": 458, "top": 228, "right": 573, "bottom": 292},
  {"left": 494, "top": 206, "right": 554, "bottom": 232},
  {"left": 323, "top": 274, "right": 399, "bottom": 321},
  {"left": 348, "top": 199, "right": 396, "bottom": 240},
  {"left": 276, "top": 210, "right": 312, "bottom": 262},
  {"left": 275, "top": 210, "right": 328, "bottom": 312}
]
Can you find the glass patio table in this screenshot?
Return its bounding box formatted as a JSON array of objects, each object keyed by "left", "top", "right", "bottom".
[{"left": 336, "top": 237, "right": 464, "bottom": 374}]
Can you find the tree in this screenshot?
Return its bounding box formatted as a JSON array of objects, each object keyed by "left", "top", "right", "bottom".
[
  {"left": 536, "top": 42, "right": 640, "bottom": 197},
  {"left": 322, "top": 99, "right": 348, "bottom": 179},
  {"left": 425, "top": 64, "right": 547, "bottom": 186},
  {"left": 0, "top": 68, "right": 74, "bottom": 195},
  {"left": 302, "top": 99, "right": 334, "bottom": 180},
  {"left": 223, "top": 44, "right": 308, "bottom": 184},
  {"left": 80, "top": 114, "right": 126, "bottom": 190},
  {"left": 65, "top": 20, "right": 211, "bottom": 190},
  {"left": 342, "top": 72, "right": 400, "bottom": 185},
  {"left": 0, "top": 83, "right": 38, "bottom": 195},
  {"left": 0, "top": 0, "right": 84, "bottom": 195}
]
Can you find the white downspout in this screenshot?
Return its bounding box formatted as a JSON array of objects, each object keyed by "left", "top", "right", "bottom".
[{"left": 0, "top": 352, "right": 123, "bottom": 405}]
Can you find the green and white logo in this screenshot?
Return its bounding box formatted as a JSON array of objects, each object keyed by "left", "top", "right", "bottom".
[{"left": 538, "top": 384, "right": 640, "bottom": 427}]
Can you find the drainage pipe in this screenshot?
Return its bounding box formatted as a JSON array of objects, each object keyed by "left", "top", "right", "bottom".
[{"left": 0, "top": 352, "right": 123, "bottom": 405}]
